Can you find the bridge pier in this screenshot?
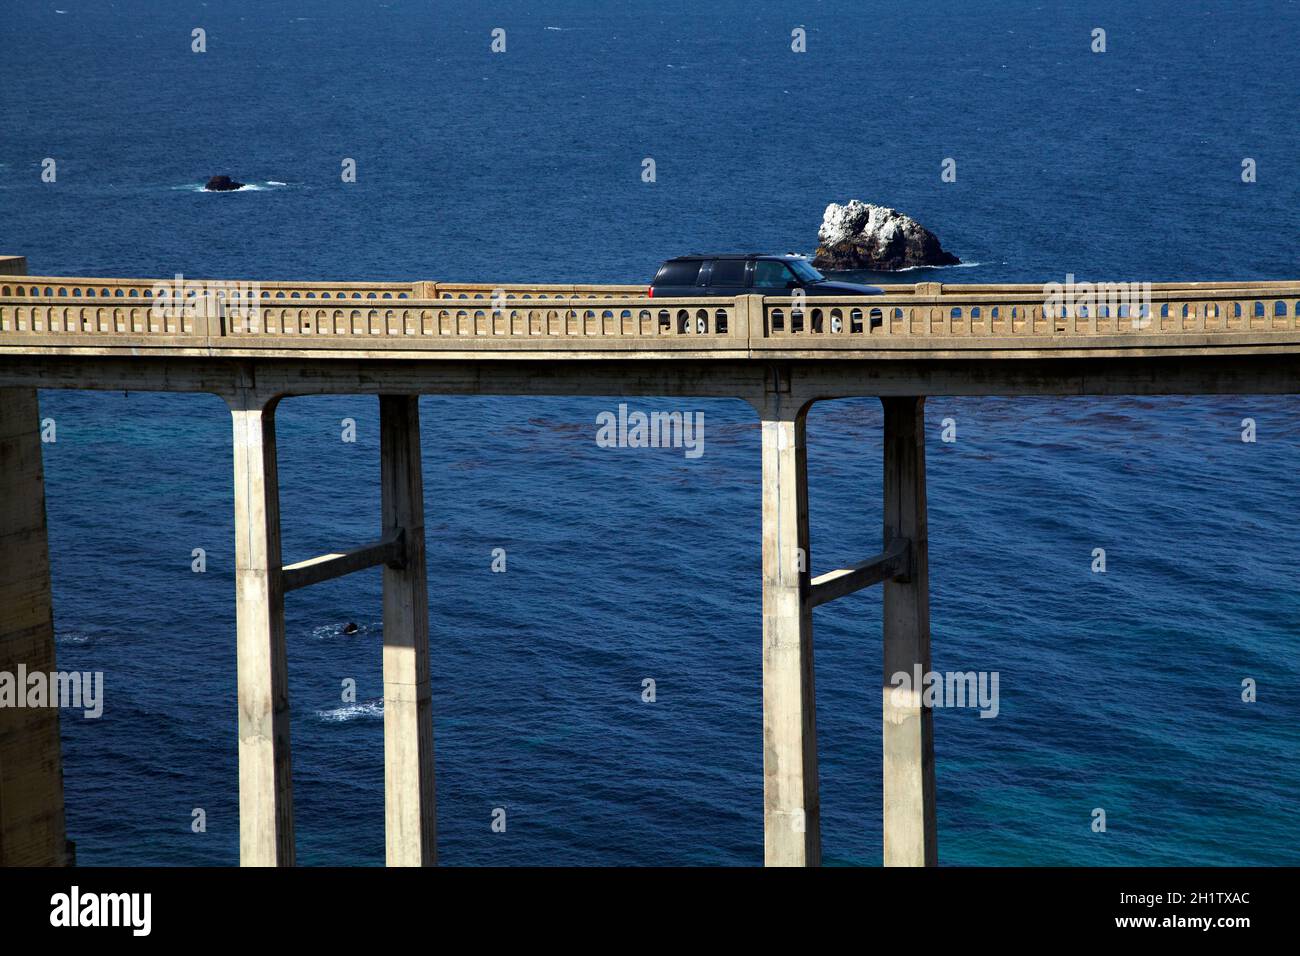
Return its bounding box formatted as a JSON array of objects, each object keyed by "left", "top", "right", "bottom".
[
  {"left": 755, "top": 389, "right": 937, "bottom": 866},
  {"left": 757, "top": 393, "right": 821, "bottom": 866},
  {"left": 0, "top": 385, "right": 68, "bottom": 866},
  {"left": 228, "top": 391, "right": 436, "bottom": 866},
  {"left": 881, "top": 396, "right": 937, "bottom": 866},
  {"left": 229, "top": 393, "right": 295, "bottom": 866},
  {"left": 379, "top": 396, "right": 436, "bottom": 866}
]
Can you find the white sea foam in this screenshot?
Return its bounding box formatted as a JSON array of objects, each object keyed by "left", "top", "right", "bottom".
[
  {"left": 800, "top": 256, "right": 985, "bottom": 274},
  {"left": 316, "top": 700, "right": 384, "bottom": 723},
  {"left": 887, "top": 260, "right": 985, "bottom": 273}
]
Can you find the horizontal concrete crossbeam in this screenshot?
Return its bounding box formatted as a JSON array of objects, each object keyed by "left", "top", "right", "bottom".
[
  {"left": 281, "top": 528, "right": 406, "bottom": 593},
  {"left": 808, "top": 537, "right": 910, "bottom": 608}
]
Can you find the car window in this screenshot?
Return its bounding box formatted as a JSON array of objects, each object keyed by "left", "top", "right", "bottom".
[
  {"left": 787, "top": 259, "right": 824, "bottom": 283},
  {"left": 655, "top": 261, "right": 702, "bottom": 286},
  {"left": 753, "top": 260, "right": 795, "bottom": 288},
  {"left": 708, "top": 259, "right": 748, "bottom": 287}
]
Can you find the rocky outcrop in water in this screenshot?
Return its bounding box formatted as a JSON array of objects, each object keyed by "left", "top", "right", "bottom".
[
  {"left": 812, "top": 201, "right": 959, "bottom": 271},
  {"left": 203, "top": 175, "right": 245, "bottom": 192}
]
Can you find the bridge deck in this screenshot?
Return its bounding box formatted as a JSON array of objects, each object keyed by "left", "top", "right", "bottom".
[{"left": 2, "top": 269, "right": 1299, "bottom": 363}]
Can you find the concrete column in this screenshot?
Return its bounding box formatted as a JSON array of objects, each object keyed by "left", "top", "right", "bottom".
[
  {"left": 0, "top": 386, "right": 68, "bottom": 866},
  {"left": 379, "top": 395, "right": 436, "bottom": 865},
  {"left": 229, "top": 393, "right": 294, "bottom": 866},
  {"left": 881, "top": 396, "right": 937, "bottom": 866},
  {"left": 757, "top": 393, "right": 820, "bottom": 866}
]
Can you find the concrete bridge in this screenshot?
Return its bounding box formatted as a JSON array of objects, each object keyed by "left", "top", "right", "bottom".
[{"left": 2, "top": 254, "right": 1297, "bottom": 866}]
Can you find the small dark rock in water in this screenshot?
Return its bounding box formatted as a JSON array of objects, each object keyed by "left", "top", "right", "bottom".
[
  {"left": 203, "top": 175, "right": 246, "bottom": 192},
  {"left": 342, "top": 622, "right": 359, "bottom": 635},
  {"left": 812, "top": 201, "right": 960, "bottom": 271}
]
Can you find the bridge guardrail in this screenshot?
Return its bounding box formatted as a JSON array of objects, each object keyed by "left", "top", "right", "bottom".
[
  {"left": 757, "top": 286, "right": 1300, "bottom": 343},
  {"left": 1, "top": 277, "right": 1297, "bottom": 350}
]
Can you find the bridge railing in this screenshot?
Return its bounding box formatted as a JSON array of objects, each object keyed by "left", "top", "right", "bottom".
[
  {"left": 430, "top": 282, "right": 646, "bottom": 300},
  {"left": 0, "top": 277, "right": 644, "bottom": 301},
  {"left": 0, "top": 292, "right": 750, "bottom": 345},
  {"left": 0, "top": 276, "right": 424, "bottom": 301},
  {"left": 756, "top": 285, "right": 1300, "bottom": 344},
  {"left": 1, "top": 277, "right": 1298, "bottom": 348},
  {"left": 218, "top": 296, "right": 746, "bottom": 342}
]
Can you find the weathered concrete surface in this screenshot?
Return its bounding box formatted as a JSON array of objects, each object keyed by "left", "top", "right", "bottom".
[
  {"left": 0, "top": 385, "right": 68, "bottom": 866},
  {"left": 880, "top": 397, "right": 937, "bottom": 866},
  {"left": 2, "top": 355, "right": 1298, "bottom": 406},
  {"left": 0, "top": 257, "right": 67, "bottom": 867},
  {"left": 380, "top": 396, "right": 437, "bottom": 866},
  {"left": 230, "top": 393, "right": 295, "bottom": 866},
  {"left": 755, "top": 392, "right": 820, "bottom": 866},
  {"left": 5, "top": 274, "right": 1299, "bottom": 365}
]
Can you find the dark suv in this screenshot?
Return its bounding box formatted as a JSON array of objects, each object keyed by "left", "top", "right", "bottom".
[{"left": 649, "top": 253, "right": 883, "bottom": 298}]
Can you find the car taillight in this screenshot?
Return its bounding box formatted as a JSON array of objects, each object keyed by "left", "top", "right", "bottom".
[{"left": 647, "top": 286, "right": 654, "bottom": 298}]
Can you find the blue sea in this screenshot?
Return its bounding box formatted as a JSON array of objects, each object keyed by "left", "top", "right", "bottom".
[{"left": 2, "top": 0, "right": 1298, "bottom": 865}]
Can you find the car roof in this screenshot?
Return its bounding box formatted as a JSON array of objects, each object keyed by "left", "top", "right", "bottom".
[{"left": 666, "top": 253, "right": 807, "bottom": 261}]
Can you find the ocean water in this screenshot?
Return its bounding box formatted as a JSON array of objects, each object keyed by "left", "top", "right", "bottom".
[{"left": 1, "top": 0, "right": 1297, "bottom": 866}]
